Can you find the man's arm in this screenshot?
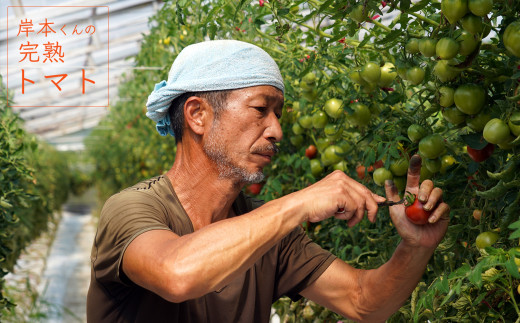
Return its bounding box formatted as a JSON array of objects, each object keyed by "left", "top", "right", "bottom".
[
  {"left": 123, "top": 170, "right": 384, "bottom": 303},
  {"left": 302, "top": 155, "right": 450, "bottom": 322}
]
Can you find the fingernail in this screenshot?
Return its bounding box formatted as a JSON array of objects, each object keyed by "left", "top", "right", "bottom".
[
  {"left": 385, "top": 179, "right": 394, "bottom": 186},
  {"left": 419, "top": 194, "right": 427, "bottom": 202},
  {"left": 423, "top": 204, "right": 431, "bottom": 211},
  {"left": 428, "top": 216, "right": 435, "bottom": 223}
]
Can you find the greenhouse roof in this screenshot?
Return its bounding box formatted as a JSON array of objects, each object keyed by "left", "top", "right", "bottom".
[{"left": 0, "top": 0, "right": 164, "bottom": 150}]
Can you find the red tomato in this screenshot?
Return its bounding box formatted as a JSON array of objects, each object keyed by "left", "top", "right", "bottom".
[
  {"left": 466, "top": 143, "right": 495, "bottom": 162},
  {"left": 247, "top": 183, "right": 263, "bottom": 195},
  {"left": 356, "top": 165, "right": 366, "bottom": 179},
  {"left": 405, "top": 194, "right": 432, "bottom": 225},
  {"left": 305, "top": 145, "right": 317, "bottom": 159}
]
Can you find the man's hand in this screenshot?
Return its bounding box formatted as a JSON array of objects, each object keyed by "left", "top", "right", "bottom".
[
  {"left": 289, "top": 170, "right": 386, "bottom": 227},
  {"left": 385, "top": 154, "right": 450, "bottom": 249}
]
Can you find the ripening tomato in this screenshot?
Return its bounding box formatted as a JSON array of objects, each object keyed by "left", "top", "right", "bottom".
[
  {"left": 360, "top": 62, "right": 381, "bottom": 84},
  {"left": 466, "top": 143, "right": 494, "bottom": 162},
  {"left": 439, "top": 86, "right": 455, "bottom": 108},
  {"left": 324, "top": 98, "right": 344, "bottom": 119},
  {"left": 419, "top": 38, "right": 438, "bottom": 57},
  {"left": 322, "top": 145, "right": 344, "bottom": 166},
  {"left": 436, "top": 37, "right": 460, "bottom": 59},
  {"left": 312, "top": 111, "right": 329, "bottom": 129},
  {"left": 442, "top": 0, "right": 468, "bottom": 24},
  {"left": 356, "top": 165, "right": 367, "bottom": 180},
  {"left": 405, "top": 194, "right": 431, "bottom": 225},
  {"left": 333, "top": 160, "right": 348, "bottom": 172},
  {"left": 458, "top": 30, "right": 479, "bottom": 56},
  {"left": 377, "top": 62, "right": 397, "bottom": 87},
  {"left": 468, "top": 0, "right": 493, "bottom": 16},
  {"left": 442, "top": 107, "right": 467, "bottom": 125},
  {"left": 349, "top": 102, "right": 371, "bottom": 127},
  {"left": 503, "top": 21, "right": 520, "bottom": 58},
  {"left": 433, "top": 60, "right": 462, "bottom": 82},
  {"left": 454, "top": 84, "right": 485, "bottom": 115},
  {"left": 440, "top": 154, "right": 456, "bottom": 173},
  {"left": 406, "top": 66, "right": 425, "bottom": 85},
  {"left": 290, "top": 135, "right": 304, "bottom": 147},
  {"left": 292, "top": 123, "right": 304, "bottom": 135},
  {"left": 475, "top": 231, "right": 499, "bottom": 249},
  {"left": 310, "top": 159, "right": 324, "bottom": 177},
  {"left": 407, "top": 124, "right": 428, "bottom": 143},
  {"left": 390, "top": 158, "right": 409, "bottom": 177},
  {"left": 406, "top": 38, "right": 420, "bottom": 54},
  {"left": 373, "top": 168, "right": 393, "bottom": 186},
  {"left": 466, "top": 113, "right": 491, "bottom": 131},
  {"left": 483, "top": 118, "right": 511, "bottom": 144},
  {"left": 419, "top": 134, "right": 445, "bottom": 159},
  {"left": 508, "top": 112, "right": 520, "bottom": 136},
  {"left": 305, "top": 145, "right": 317, "bottom": 159},
  {"left": 472, "top": 209, "right": 483, "bottom": 221},
  {"left": 298, "top": 115, "right": 313, "bottom": 129},
  {"left": 460, "top": 14, "right": 483, "bottom": 34}
]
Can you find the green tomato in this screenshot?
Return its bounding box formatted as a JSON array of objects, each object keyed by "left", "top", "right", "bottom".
[
  {"left": 337, "top": 140, "right": 352, "bottom": 153},
  {"left": 454, "top": 84, "right": 486, "bottom": 115},
  {"left": 393, "top": 176, "right": 406, "bottom": 192},
  {"left": 377, "top": 62, "right": 397, "bottom": 87},
  {"left": 433, "top": 60, "right": 462, "bottom": 82},
  {"left": 312, "top": 111, "right": 329, "bottom": 129},
  {"left": 298, "top": 115, "right": 313, "bottom": 129},
  {"left": 458, "top": 30, "right": 479, "bottom": 55},
  {"left": 508, "top": 112, "right": 520, "bottom": 136},
  {"left": 443, "top": 107, "right": 467, "bottom": 125},
  {"left": 420, "top": 165, "right": 434, "bottom": 181},
  {"left": 436, "top": 37, "right": 460, "bottom": 60},
  {"left": 390, "top": 158, "right": 409, "bottom": 177},
  {"left": 324, "top": 98, "right": 344, "bottom": 119},
  {"left": 406, "top": 66, "right": 425, "bottom": 85},
  {"left": 302, "top": 89, "right": 318, "bottom": 102},
  {"left": 475, "top": 231, "right": 499, "bottom": 249},
  {"left": 396, "top": 64, "right": 409, "bottom": 80},
  {"left": 468, "top": 0, "right": 493, "bottom": 16},
  {"left": 406, "top": 38, "right": 420, "bottom": 54},
  {"left": 373, "top": 168, "right": 393, "bottom": 186},
  {"left": 408, "top": 124, "right": 428, "bottom": 143},
  {"left": 349, "top": 69, "right": 369, "bottom": 86},
  {"left": 292, "top": 101, "right": 301, "bottom": 112},
  {"left": 441, "top": 0, "right": 468, "bottom": 24},
  {"left": 349, "top": 102, "right": 371, "bottom": 127},
  {"left": 310, "top": 159, "right": 324, "bottom": 177},
  {"left": 503, "top": 21, "right": 520, "bottom": 58},
  {"left": 439, "top": 86, "right": 455, "bottom": 108},
  {"left": 460, "top": 14, "right": 483, "bottom": 34},
  {"left": 350, "top": 4, "right": 367, "bottom": 23},
  {"left": 440, "top": 154, "right": 456, "bottom": 174},
  {"left": 302, "top": 72, "right": 316, "bottom": 85},
  {"left": 483, "top": 118, "right": 512, "bottom": 144},
  {"left": 419, "top": 134, "right": 445, "bottom": 159},
  {"left": 419, "top": 38, "right": 438, "bottom": 57},
  {"left": 322, "top": 145, "right": 344, "bottom": 166},
  {"left": 424, "top": 158, "right": 442, "bottom": 173},
  {"left": 360, "top": 62, "right": 381, "bottom": 84},
  {"left": 466, "top": 113, "right": 491, "bottom": 131},
  {"left": 316, "top": 137, "right": 332, "bottom": 152},
  {"left": 292, "top": 122, "right": 304, "bottom": 135},
  {"left": 333, "top": 160, "right": 348, "bottom": 172},
  {"left": 290, "top": 135, "right": 304, "bottom": 147}
]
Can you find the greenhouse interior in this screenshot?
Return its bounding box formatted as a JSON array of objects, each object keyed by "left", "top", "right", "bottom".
[{"left": 1, "top": 0, "right": 520, "bottom": 322}]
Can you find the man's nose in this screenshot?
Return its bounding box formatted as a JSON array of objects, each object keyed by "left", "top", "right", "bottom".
[{"left": 264, "top": 111, "right": 283, "bottom": 143}]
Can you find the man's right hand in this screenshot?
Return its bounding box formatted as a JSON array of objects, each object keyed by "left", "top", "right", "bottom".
[{"left": 287, "top": 170, "right": 387, "bottom": 227}]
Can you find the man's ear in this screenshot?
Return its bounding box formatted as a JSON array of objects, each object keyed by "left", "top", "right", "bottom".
[{"left": 184, "top": 96, "right": 211, "bottom": 136}]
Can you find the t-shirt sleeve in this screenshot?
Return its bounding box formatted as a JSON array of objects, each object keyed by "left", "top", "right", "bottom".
[
  {"left": 275, "top": 226, "right": 337, "bottom": 301},
  {"left": 91, "top": 190, "right": 172, "bottom": 288}
]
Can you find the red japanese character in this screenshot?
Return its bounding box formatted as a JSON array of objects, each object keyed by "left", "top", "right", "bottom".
[
  {"left": 42, "top": 41, "right": 65, "bottom": 63},
  {"left": 21, "top": 69, "right": 34, "bottom": 94},
  {"left": 19, "top": 41, "right": 39, "bottom": 62},
  {"left": 45, "top": 74, "right": 67, "bottom": 91},
  {"left": 82, "top": 69, "right": 95, "bottom": 94},
  {"left": 17, "top": 19, "right": 34, "bottom": 37},
  {"left": 38, "top": 18, "right": 56, "bottom": 37}
]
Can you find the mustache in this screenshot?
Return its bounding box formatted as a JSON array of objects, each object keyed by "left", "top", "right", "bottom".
[{"left": 252, "top": 143, "right": 280, "bottom": 155}]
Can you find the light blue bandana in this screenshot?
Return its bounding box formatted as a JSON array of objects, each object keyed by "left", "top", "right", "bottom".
[{"left": 145, "top": 39, "right": 285, "bottom": 137}]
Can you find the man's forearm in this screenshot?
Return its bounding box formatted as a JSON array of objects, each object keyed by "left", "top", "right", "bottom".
[{"left": 357, "top": 242, "right": 435, "bottom": 321}]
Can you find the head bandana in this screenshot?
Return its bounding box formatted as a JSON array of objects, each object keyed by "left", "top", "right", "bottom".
[{"left": 146, "top": 39, "right": 285, "bottom": 137}]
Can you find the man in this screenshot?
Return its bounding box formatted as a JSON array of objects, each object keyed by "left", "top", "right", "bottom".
[{"left": 87, "top": 40, "right": 449, "bottom": 322}]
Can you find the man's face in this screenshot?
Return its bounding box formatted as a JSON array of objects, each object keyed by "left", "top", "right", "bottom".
[{"left": 202, "top": 85, "right": 284, "bottom": 184}]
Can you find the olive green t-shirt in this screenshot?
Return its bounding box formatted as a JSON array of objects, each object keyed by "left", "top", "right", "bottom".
[{"left": 87, "top": 175, "right": 336, "bottom": 323}]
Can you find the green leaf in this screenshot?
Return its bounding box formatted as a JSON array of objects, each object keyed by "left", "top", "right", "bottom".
[
  {"left": 468, "top": 262, "right": 484, "bottom": 287},
  {"left": 460, "top": 133, "right": 488, "bottom": 150},
  {"left": 400, "top": 0, "right": 411, "bottom": 11},
  {"left": 409, "top": 0, "right": 429, "bottom": 13},
  {"left": 505, "top": 253, "right": 520, "bottom": 278}
]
